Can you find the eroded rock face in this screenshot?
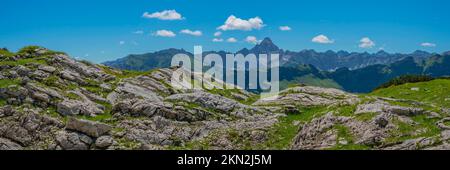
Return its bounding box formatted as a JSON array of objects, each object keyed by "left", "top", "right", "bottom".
[
  {"left": 66, "top": 117, "right": 112, "bottom": 138},
  {"left": 0, "top": 108, "right": 63, "bottom": 149},
  {"left": 166, "top": 91, "right": 259, "bottom": 118},
  {"left": 56, "top": 130, "right": 93, "bottom": 150},
  {"left": 0, "top": 138, "right": 23, "bottom": 150},
  {"left": 95, "top": 136, "right": 114, "bottom": 148},
  {"left": 253, "top": 86, "right": 359, "bottom": 113}
]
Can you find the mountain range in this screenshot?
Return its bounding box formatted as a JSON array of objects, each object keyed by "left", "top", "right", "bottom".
[{"left": 103, "top": 38, "right": 450, "bottom": 93}]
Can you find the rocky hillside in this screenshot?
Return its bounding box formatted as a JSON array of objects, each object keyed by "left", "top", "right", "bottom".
[{"left": 1, "top": 46, "right": 449, "bottom": 150}]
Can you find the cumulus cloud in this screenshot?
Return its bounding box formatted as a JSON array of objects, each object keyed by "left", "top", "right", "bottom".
[
  {"left": 359, "top": 37, "right": 375, "bottom": 48},
  {"left": 212, "top": 38, "right": 224, "bottom": 42},
  {"left": 180, "top": 29, "right": 202, "bottom": 36},
  {"left": 421, "top": 42, "right": 436, "bottom": 47},
  {"left": 142, "top": 10, "right": 183, "bottom": 20},
  {"left": 153, "top": 30, "right": 176, "bottom": 37},
  {"left": 245, "top": 36, "right": 260, "bottom": 44},
  {"left": 226, "top": 37, "right": 238, "bottom": 43},
  {"left": 214, "top": 31, "right": 222, "bottom": 37},
  {"left": 217, "top": 15, "right": 264, "bottom": 31},
  {"left": 312, "top": 35, "right": 334, "bottom": 44},
  {"left": 279, "top": 26, "right": 291, "bottom": 31}
]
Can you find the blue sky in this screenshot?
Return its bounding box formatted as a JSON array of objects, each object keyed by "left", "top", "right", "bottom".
[{"left": 1, "top": 0, "right": 450, "bottom": 63}]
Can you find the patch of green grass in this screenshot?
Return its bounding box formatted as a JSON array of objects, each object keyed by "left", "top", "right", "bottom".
[
  {"left": 99, "top": 65, "right": 153, "bottom": 79},
  {"left": 66, "top": 92, "right": 81, "bottom": 100},
  {"left": 334, "top": 104, "right": 357, "bottom": 117},
  {"left": 411, "top": 114, "right": 441, "bottom": 138},
  {"left": 256, "top": 107, "right": 328, "bottom": 149},
  {"left": 0, "top": 58, "right": 48, "bottom": 66},
  {"left": 280, "top": 74, "right": 342, "bottom": 91},
  {"left": 327, "top": 124, "right": 370, "bottom": 150},
  {"left": 355, "top": 112, "right": 379, "bottom": 122},
  {"left": 43, "top": 106, "right": 68, "bottom": 122},
  {"left": 116, "top": 138, "right": 141, "bottom": 150},
  {"left": 329, "top": 144, "right": 370, "bottom": 150},
  {"left": 371, "top": 79, "right": 450, "bottom": 108},
  {"left": 17, "top": 46, "right": 65, "bottom": 56},
  {"left": 383, "top": 100, "right": 440, "bottom": 114},
  {"left": 0, "top": 79, "right": 20, "bottom": 88},
  {"left": 43, "top": 75, "right": 61, "bottom": 88},
  {"left": 384, "top": 114, "right": 440, "bottom": 144},
  {"left": 0, "top": 98, "right": 6, "bottom": 106},
  {"left": 0, "top": 49, "right": 14, "bottom": 58},
  {"left": 444, "top": 121, "right": 450, "bottom": 126},
  {"left": 82, "top": 86, "right": 105, "bottom": 96}
]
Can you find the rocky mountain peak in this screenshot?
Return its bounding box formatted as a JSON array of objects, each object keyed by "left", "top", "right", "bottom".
[
  {"left": 250, "top": 37, "right": 280, "bottom": 53},
  {"left": 411, "top": 50, "right": 431, "bottom": 58}
]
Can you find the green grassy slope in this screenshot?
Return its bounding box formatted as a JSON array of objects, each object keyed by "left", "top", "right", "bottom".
[{"left": 371, "top": 79, "right": 450, "bottom": 108}]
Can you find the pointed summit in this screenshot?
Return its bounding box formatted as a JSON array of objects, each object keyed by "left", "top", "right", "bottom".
[
  {"left": 250, "top": 37, "right": 280, "bottom": 53},
  {"left": 260, "top": 37, "right": 273, "bottom": 45}
]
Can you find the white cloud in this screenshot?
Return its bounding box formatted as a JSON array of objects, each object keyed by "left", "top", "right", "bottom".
[
  {"left": 312, "top": 34, "right": 334, "bottom": 44},
  {"left": 142, "top": 10, "right": 183, "bottom": 20},
  {"left": 279, "top": 26, "right": 291, "bottom": 31},
  {"left": 245, "top": 36, "right": 260, "bottom": 44},
  {"left": 359, "top": 37, "right": 375, "bottom": 48},
  {"left": 212, "top": 38, "right": 224, "bottom": 42},
  {"left": 226, "top": 37, "right": 238, "bottom": 43},
  {"left": 180, "top": 29, "right": 202, "bottom": 36},
  {"left": 119, "top": 41, "right": 125, "bottom": 45},
  {"left": 133, "top": 30, "right": 144, "bottom": 34},
  {"left": 421, "top": 42, "right": 436, "bottom": 47},
  {"left": 218, "top": 15, "right": 264, "bottom": 31},
  {"left": 214, "top": 31, "right": 222, "bottom": 37},
  {"left": 153, "top": 30, "right": 176, "bottom": 37}
]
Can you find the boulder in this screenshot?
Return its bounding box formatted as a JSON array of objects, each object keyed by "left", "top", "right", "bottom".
[
  {"left": 31, "top": 92, "right": 50, "bottom": 103},
  {"left": 0, "top": 138, "right": 23, "bottom": 150},
  {"left": 0, "top": 105, "right": 16, "bottom": 117},
  {"left": 115, "top": 82, "right": 163, "bottom": 102},
  {"left": 66, "top": 117, "right": 112, "bottom": 137},
  {"left": 383, "top": 105, "right": 425, "bottom": 116},
  {"left": 14, "top": 65, "right": 31, "bottom": 76},
  {"left": 55, "top": 130, "right": 92, "bottom": 150},
  {"left": 57, "top": 100, "right": 81, "bottom": 116},
  {"left": 38, "top": 65, "right": 56, "bottom": 73},
  {"left": 31, "top": 70, "right": 50, "bottom": 80},
  {"left": 57, "top": 99, "right": 103, "bottom": 116},
  {"left": 441, "top": 130, "right": 450, "bottom": 141},
  {"left": 95, "top": 136, "right": 113, "bottom": 148},
  {"left": 373, "top": 114, "right": 389, "bottom": 128}
]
